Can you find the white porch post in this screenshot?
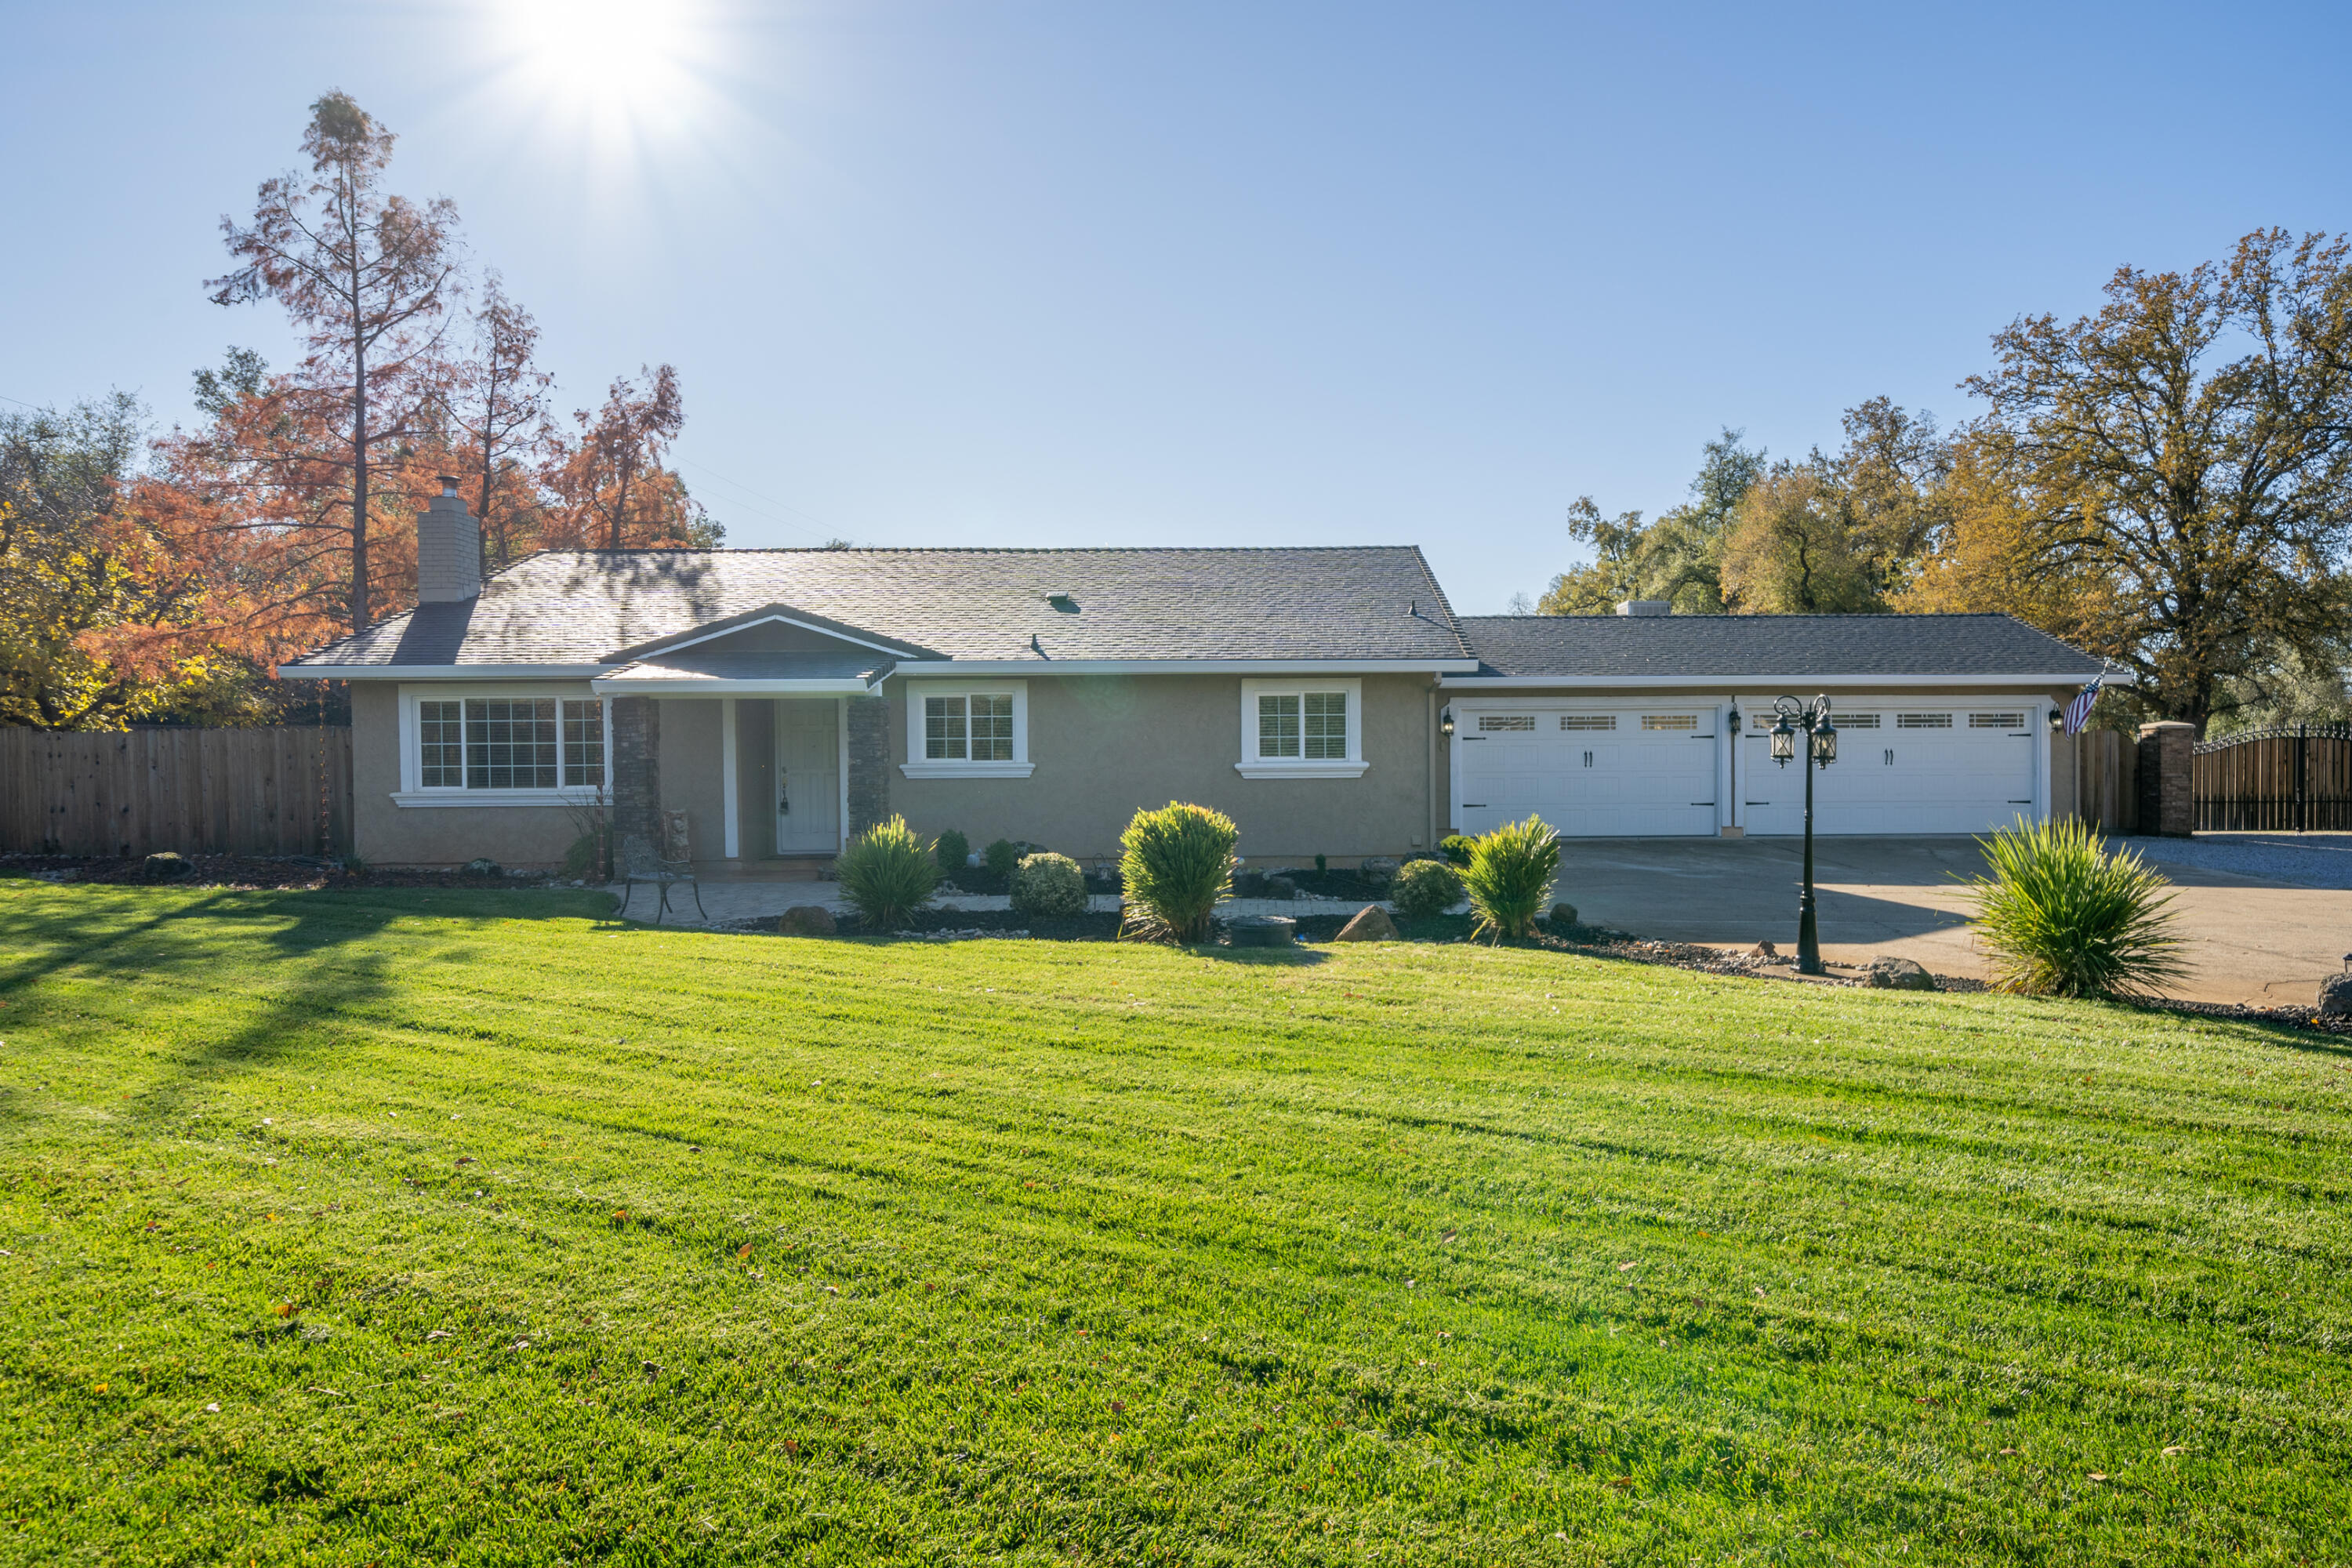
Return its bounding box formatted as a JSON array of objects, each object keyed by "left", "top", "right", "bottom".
[{"left": 721, "top": 698, "right": 740, "bottom": 858}]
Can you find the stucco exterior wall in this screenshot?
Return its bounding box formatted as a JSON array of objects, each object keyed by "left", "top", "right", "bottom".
[
  {"left": 656, "top": 698, "right": 728, "bottom": 862},
  {"left": 882, "top": 671, "right": 1443, "bottom": 864},
  {"left": 349, "top": 681, "right": 584, "bottom": 868}
]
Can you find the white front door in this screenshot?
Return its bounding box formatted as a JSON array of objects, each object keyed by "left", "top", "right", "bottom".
[
  {"left": 1455, "top": 706, "right": 1721, "bottom": 837},
  {"left": 775, "top": 699, "right": 841, "bottom": 854},
  {"left": 1740, "top": 702, "right": 2041, "bottom": 835}
]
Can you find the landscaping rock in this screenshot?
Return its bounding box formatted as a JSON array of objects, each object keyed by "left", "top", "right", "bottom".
[
  {"left": 463, "top": 857, "right": 502, "bottom": 877},
  {"left": 141, "top": 851, "right": 192, "bottom": 881},
  {"left": 1358, "top": 856, "right": 1402, "bottom": 888},
  {"left": 1261, "top": 877, "right": 1299, "bottom": 901},
  {"left": 1230, "top": 869, "right": 1267, "bottom": 898},
  {"left": 1865, "top": 956, "right": 1936, "bottom": 991},
  {"left": 1751, "top": 941, "right": 1778, "bottom": 958},
  {"left": 2318, "top": 971, "right": 2352, "bottom": 1017},
  {"left": 1333, "top": 906, "right": 1400, "bottom": 942},
  {"left": 1226, "top": 913, "right": 1296, "bottom": 948},
  {"left": 1548, "top": 901, "right": 1579, "bottom": 929},
  {"left": 779, "top": 905, "right": 837, "bottom": 936}
]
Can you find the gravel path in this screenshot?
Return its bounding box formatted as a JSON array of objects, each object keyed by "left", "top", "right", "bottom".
[{"left": 2125, "top": 833, "right": 2352, "bottom": 890}]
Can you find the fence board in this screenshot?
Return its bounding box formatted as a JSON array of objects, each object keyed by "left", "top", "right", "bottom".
[
  {"left": 2060, "top": 728, "right": 2138, "bottom": 836},
  {"left": 0, "top": 727, "right": 353, "bottom": 858}
]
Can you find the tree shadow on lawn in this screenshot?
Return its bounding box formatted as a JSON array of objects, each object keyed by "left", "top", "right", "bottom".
[{"left": 0, "top": 885, "right": 605, "bottom": 1118}]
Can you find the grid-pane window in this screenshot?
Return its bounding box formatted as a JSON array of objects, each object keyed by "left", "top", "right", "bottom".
[
  {"left": 562, "top": 699, "right": 604, "bottom": 786},
  {"left": 970, "top": 694, "right": 1014, "bottom": 761},
  {"left": 1303, "top": 692, "right": 1348, "bottom": 759},
  {"left": 1561, "top": 715, "right": 1615, "bottom": 731},
  {"left": 419, "top": 701, "right": 463, "bottom": 787},
  {"left": 1969, "top": 712, "right": 2025, "bottom": 729},
  {"left": 1480, "top": 715, "right": 1536, "bottom": 732},
  {"left": 1258, "top": 694, "right": 1301, "bottom": 758},
  {"left": 464, "top": 698, "right": 558, "bottom": 789},
  {"left": 1641, "top": 714, "right": 1698, "bottom": 731},
  {"left": 924, "top": 695, "right": 968, "bottom": 760}
]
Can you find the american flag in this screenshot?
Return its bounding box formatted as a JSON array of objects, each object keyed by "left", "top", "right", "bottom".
[{"left": 2062, "top": 677, "right": 2102, "bottom": 735}]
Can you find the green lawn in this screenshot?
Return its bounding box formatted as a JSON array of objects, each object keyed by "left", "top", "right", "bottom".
[{"left": 2, "top": 884, "right": 2347, "bottom": 1566}]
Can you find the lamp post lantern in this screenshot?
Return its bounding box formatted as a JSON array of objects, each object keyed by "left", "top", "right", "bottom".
[{"left": 1768, "top": 695, "right": 1837, "bottom": 975}]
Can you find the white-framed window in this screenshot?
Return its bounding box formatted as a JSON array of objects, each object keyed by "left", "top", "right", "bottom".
[
  {"left": 901, "top": 681, "right": 1033, "bottom": 779},
  {"left": 1640, "top": 713, "right": 1698, "bottom": 731},
  {"left": 1236, "top": 678, "right": 1367, "bottom": 779},
  {"left": 396, "top": 685, "right": 608, "bottom": 806},
  {"left": 1897, "top": 713, "right": 1954, "bottom": 729},
  {"left": 1479, "top": 714, "right": 1536, "bottom": 732}
]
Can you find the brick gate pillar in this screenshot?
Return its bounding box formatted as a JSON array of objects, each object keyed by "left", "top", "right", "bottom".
[
  {"left": 2136, "top": 720, "right": 2195, "bottom": 837},
  {"left": 613, "top": 695, "right": 662, "bottom": 851},
  {"left": 844, "top": 695, "right": 891, "bottom": 839}
]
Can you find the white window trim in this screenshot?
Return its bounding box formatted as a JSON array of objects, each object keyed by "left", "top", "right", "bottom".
[
  {"left": 900, "top": 680, "right": 1035, "bottom": 779},
  {"left": 1236, "top": 677, "right": 1369, "bottom": 779},
  {"left": 393, "top": 683, "right": 612, "bottom": 807}
]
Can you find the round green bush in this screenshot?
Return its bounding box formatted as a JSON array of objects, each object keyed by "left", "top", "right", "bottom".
[
  {"left": 1010, "top": 852, "right": 1088, "bottom": 920},
  {"left": 1965, "top": 817, "right": 2185, "bottom": 997},
  {"left": 1461, "top": 817, "right": 1559, "bottom": 942},
  {"left": 1439, "top": 833, "right": 1475, "bottom": 867},
  {"left": 935, "top": 829, "right": 971, "bottom": 877},
  {"left": 1118, "top": 802, "right": 1238, "bottom": 944},
  {"left": 837, "top": 815, "right": 941, "bottom": 928},
  {"left": 1390, "top": 858, "right": 1464, "bottom": 918},
  {"left": 982, "top": 838, "right": 1023, "bottom": 882}
]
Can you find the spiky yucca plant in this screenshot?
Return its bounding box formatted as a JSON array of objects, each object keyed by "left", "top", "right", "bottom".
[
  {"left": 1965, "top": 817, "right": 2186, "bottom": 999},
  {"left": 1461, "top": 815, "right": 1560, "bottom": 942},
  {"left": 836, "top": 815, "right": 940, "bottom": 929},
  {"left": 1118, "top": 802, "right": 1238, "bottom": 944}
]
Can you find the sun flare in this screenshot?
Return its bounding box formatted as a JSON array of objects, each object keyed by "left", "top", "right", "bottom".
[{"left": 496, "top": 0, "right": 705, "bottom": 143}]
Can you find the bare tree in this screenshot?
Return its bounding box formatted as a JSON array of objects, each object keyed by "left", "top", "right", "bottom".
[
  {"left": 209, "top": 90, "right": 461, "bottom": 629},
  {"left": 448, "top": 270, "right": 554, "bottom": 571}
]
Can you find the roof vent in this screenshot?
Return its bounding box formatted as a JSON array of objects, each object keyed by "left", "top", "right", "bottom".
[
  {"left": 1616, "top": 600, "right": 1671, "bottom": 617},
  {"left": 1045, "top": 592, "right": 1079, "bottom": 614}
]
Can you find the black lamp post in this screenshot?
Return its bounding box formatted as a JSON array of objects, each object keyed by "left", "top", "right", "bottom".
[{"left": 1767, "top": 695, "right": 1838, "bottom": 975}]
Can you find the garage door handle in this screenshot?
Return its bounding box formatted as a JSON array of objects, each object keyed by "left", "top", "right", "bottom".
[
  {"left": 1463, "top": 803, "right": 1486, "bottom": 808},
  {"left": 1690, "top": 801, "right": 1715, "bottom": 807}
]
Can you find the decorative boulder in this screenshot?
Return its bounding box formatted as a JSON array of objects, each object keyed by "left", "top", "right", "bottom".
[
  {"left": 1226, "top": 913, "right": 1296, "bottom": 948},
  {"left": 1751, "top": 940, "right": 1779, "bottom": 958},
  {"left": 1334, "top": 905, "right": 1400, "bottom": 942},
  {"left": 1358, "top": 856, "right": 1402, "bottom": 888},
  {"left": 779, "top": 905, "right": 837, "bottom": 936},
  {"left": 142, "top": 851, "right": 192, "bottom": 881},
  {"left": 2318, "top": 971, "right": 2352, "bottom": 1017},
  {"left": 1261, "top": 876, "right": 1299, "bottom": 901},
  {"left": 463, "top": 857, "right": 503, "bottom": 877},
  {"left": 1230, "top": 869, "right": 1267, "bottom": 898},
  {"left": 1865, "top": 956, "right": 1936, "bottom": 991},
  {"left": 1548, "top": 901, "right": 1579, "bottom": 930}
]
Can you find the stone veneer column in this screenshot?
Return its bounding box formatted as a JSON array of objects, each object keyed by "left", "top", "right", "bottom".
[
  {"left": 2136, "top": 720, "right": 2195, "bottom": 837},
  {"left": 612, "top": 695, "right": 662, "bottom": 850},
  {"left": 845, "top": 695, "right": 891, "bottom": 838}
]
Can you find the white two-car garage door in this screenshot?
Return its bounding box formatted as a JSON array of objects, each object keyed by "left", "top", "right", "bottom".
[
  {"left": 1454, "top": 706, "right": 1722, "bottom": 838},
  {"left": 1740, "top": 704, "right": 2042, "bottom": 836},
  {"left": 1452, "top": 699, "right": 2046, "bottom": 838}
]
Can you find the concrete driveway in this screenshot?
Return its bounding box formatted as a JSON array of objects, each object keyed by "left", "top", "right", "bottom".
[{"left": 1557, "top": 834, "right": 2352, "bottom": 1007}]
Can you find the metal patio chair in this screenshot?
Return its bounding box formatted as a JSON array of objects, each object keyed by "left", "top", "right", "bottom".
[{"left": 616, "top": 833, "right": 706, "bottom": 924}]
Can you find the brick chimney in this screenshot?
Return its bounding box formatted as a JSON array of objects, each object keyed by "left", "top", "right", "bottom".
[{"left": 416, "top": 475, "right": 481, "bottom": 603}]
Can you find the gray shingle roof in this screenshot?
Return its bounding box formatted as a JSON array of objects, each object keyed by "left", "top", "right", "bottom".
[
  {"left": 286, "top": 547, "right": 1470, "bottom": 668},
  {"left": 1458, "top": 613, "right": 2106, "bottom": 679}
]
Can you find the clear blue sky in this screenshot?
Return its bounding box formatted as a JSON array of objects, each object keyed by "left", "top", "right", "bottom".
[{"left": 5, "top": 2, "right": 2347, "bottom": 612}]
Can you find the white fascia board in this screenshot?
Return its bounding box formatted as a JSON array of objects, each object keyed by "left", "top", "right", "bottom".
[
  {"left": 279, "top": 663, "right": 614, "bottom": 681},
  {"left": 615, "top": 613, "right": 917, "bottom": 661},
  {"left": 887, "top": 659, "right": 1478, "bottom": 677},
  {"left": 1439, "top": 673, "right": 2104, "bottom": 690},
  {"left": 589, "top": 675, "right": 878, "bottom": 695}
]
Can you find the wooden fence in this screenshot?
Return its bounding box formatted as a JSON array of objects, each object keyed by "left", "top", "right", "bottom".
[
  {"left": 2194, "top": 723, "right": 2352, "bottom": 832},
  {"left": 0, "top": 726, "right": 353, "bottom": 858},
  {"left": 2058, "top": 728, "right": 2139, "bottom": 836}
]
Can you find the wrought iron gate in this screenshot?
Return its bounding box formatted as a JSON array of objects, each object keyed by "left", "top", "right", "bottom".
[{"left": 2193, "top": 723, "right": 2352, "bottom": 831}]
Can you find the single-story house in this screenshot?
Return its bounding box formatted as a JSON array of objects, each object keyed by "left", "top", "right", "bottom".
[{"left": 278, "top": 484, "right": 2115, "bottom": 867}]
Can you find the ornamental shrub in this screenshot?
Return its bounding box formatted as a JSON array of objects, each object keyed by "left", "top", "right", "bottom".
[
  {"left": 983, "top": 838, "right": 1023, "bottom": 882},
  {"left": 1439, "top": 833, "right": 1475, "bottom": 867},
  {"left": 935, "top": 828, "right": 971, "bottom": 877},
  {"left": 1011, "top": 852, "right": 1088, "bottom": 920},
  {"left": 1118, "top": 802, "right": 1239, "bottom": 944},
  {"left": 1390, "top": 858, "right": 1465, "bottom": 919},
  {"left": 1965, "top": 817, "right": 2185, "bottom": 998},
  {"left": 837, "top": 815, "right": 940, "bottom": 929},
  {"left": 1461, "top": 816, "right": 1559, "bottom": 942}
]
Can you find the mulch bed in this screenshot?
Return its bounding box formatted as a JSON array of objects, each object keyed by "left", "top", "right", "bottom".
[{"left": 0, "top": 852, "right": 572, "bottom": 891}]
